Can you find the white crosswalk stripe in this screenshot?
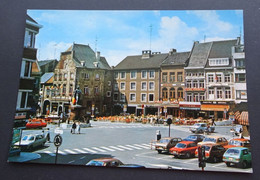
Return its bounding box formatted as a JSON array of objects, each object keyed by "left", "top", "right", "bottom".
[
  {"left": 117, "top": 145, "right": 133, "bottom": 150},
  {"left": 142, "top": 143, "right": 151, "bottom": 147},
  {"left": 44, "top": 151, "right": 56, "bottom": 156},
  {"left": 100, "top": 146, "right": 116, "bottom": 152},
  {"left": 64, "top": 149, "right": 77, "bottom": 154},
  {"left": 133, "top": 144, "right": 150, "bottom": 149},
  {"left": 73, "top": 148, "right": 88, "bottom": 154},
  {"left": 57, "top": 150, "right": 67, "bottom": 155},
  {"left": 125, "top": 144, "right": 142, "bottom": 150},
  {"left": 108, "top": 146, "right": 125, "bottom": 151},
  {"left": 83, "top": 148, "right": 98, "bottom": 153},
  {"left": 92, "top": 147, "right": 107, "bottom": 152}
]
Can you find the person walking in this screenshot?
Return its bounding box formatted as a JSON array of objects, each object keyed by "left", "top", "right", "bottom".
[
  {"left": 76, "top": 122, "right": 81, "bottom": 134},
  {"left": 46, "top": 128, "right": 50, "bottom": 142},
  {"left": 71, "top": 121, "right": 76, "bottom": 134}
]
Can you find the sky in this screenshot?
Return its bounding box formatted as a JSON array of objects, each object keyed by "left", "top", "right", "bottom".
[{"left": 28, "top": 10, "right": 244, "bottom": 66}]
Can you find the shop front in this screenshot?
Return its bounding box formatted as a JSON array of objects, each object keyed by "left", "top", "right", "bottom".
[
  {"left": 179, "top": 101, "right": 201, "bottom": 118},
  {"left": 201, "top": 101, "right": 231, "bottom": 120}
]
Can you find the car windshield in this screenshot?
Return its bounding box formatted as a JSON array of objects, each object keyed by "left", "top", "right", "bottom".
[
  {"left": 159, "top": 139, "right": 170, "bottom": 143},
  {"left": 203, "top": 138, "right": 216, "bottom": 143},
  {"left": 87, "top": 161, "right": 104, "bottom": 166},
  {"left": 226, "top": 149, "right": 240, "bottom": 155},
  {"left": 175, "top": 143, "right": 186, "bottom": 148},
  {"left": 229, "top": 140, "right": 242, "bottom": 146},
  {"left": 187, "top": 136, "right": 197, "bottom": 140},
  {"left": 203, "top": 146, "right": 211, "bottom": 151},
  {"left": 22, "top": 136, "right": 34, "bottom": 141},
  {"left": 193, "top": 123, "right": 200, "bottom": 127}
]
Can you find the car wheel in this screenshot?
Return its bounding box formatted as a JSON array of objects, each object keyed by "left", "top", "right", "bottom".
[
  {"left": 185, "top": 152, "right": 191, "bottom": 159},
  {"left": 212, "top": 156, "right": 218, "bottom": 163},
  {"left": 226, "top": 162, "right": 231, "bottom": 167},
  {"left": 240, "top": 161, "right": 248, "bottom": 169},
  {"left": 157, "top": 150, "right": 162, "bottom": 154}
]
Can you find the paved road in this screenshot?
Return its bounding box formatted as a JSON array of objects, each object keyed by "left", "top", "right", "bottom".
[{"left": 25, "top": 121, "right": 252, "bottom": 173}]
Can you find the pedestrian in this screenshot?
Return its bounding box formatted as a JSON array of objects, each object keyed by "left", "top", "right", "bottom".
[
  {"left": 71, "top": 121, "right": 76, "bottom": 134},
  {"left": 212, "top": 118, "right": 216, "bottom": 126},
  {"left": 46, "top": 128, "right": 50, "bottom": 142},
  {"left": 76, "top": 122, "right": 81, "bottom": 134}
]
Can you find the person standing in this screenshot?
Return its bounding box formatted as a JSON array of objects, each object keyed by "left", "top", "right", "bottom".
[
  {"left": 76, "top": 122, "right": 81, "bottom": 134},
  {"left": 46, "top": 128, "right": 50, "bottom": 142},
  {"left": 72, "top": 121, "right": 76, "bottom": 134}
]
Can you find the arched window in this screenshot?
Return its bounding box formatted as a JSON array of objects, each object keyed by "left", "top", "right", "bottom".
[
  {"left": 177, "top": 87, "right": 183, "bottom": 99},
  {"left": 169, "top": 87, "right": 175, "bottom": 99},
  {"left": 162, "top": 87, "right": 168, "bottom": 100}
]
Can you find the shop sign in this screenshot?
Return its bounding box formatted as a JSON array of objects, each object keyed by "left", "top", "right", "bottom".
[{"left": 185, "top": 88, "right": 205, "bottom": 91}]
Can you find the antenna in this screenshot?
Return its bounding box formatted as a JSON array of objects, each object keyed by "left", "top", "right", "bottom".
[
  {"left": 149, "top": 24, "right": 153, "bottom": 50},
  {"left": 95, "top": 35, "right": 98, "bottom": 53}
]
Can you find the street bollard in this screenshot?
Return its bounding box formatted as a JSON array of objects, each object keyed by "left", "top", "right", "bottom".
[{"left": 156, "top": 130, "right": 161, "bottom": 141}]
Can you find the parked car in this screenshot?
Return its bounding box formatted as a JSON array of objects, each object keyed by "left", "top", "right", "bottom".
[
  {"left": 169, "top": 141, "right": 198, "bottom": 158},
  {"left": 198, "top": 136, "right": 228, "bottom": 146},
  {"left": 223, "top": 147, "right": 252, "bottom": 168},
  {"left": 183, "top": 135, "right": 205, "bottom": 144},
  {"left": 86, "top": 158, "right": 123, "bottom": 167},
  {"left": 189, "top": 123, "right": 215, "bottom": 134},
  {"left": 14, "top": 134, "right": 47, "bottom": 151},
  {"left": 154, "top": 137, "right": 182, "bottom": 154},
  {"left": 118, "top": 164, "right": 145, "bottom": 168},
  {"left": 195, "top": 144, "right": 226, "bottom": 163},
  {"left": 224, "top": 138, "right": 251, "bottom": 150},
  {"left": 26, "top": 120, "right": 47, "bottom": 129}
]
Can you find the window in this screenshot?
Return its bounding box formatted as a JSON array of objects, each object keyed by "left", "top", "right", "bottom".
[
  {"left": 225, "top": 88, "right": 231, "bottom": 99},
  {"left": 24, "top": 30, "right": 35, "bottom": 48},
  {"left": 54, "top": 74, "right": 58, "bottom": 81},
  {"left": 235, "top": 74, "right": 246, "bottom": 83},
  {"left": 199, "top": 93, "right": 205, "bottom": 101},
  {"left": 130, "top": 82, "right": 136, "bottom": 90},
  {"left": 70, "top": 73, "right": 74, "bottom": 80},
  {"left": 141, "top": 82, "right": 147, "bottom": 90},
  {"left": 141, "top": 93, "right": 146, "bottom": 102},
  {"left": 130, "top": 93, "right": 136, "bottom": 102},
  {"left": 194, "top": 93, "right": 199, "bottom": 102},
  {"left": 235, "top": 59, "right": 245, "bottom": 68},
  {"left": 177, "top": 87, "right": 183, "bottom": 99},
  {"left": 82, "top": 73, "right": 89, "bottom": 79},
  {"left": 170, "top": 72, "right": 175, "bottom": 82},
  {"left": 106, "top": 91, "right": 111, "bottom": 97},
  {"left": 114, "top": 72, "right": 119, "bottom": 79},
  {"left": 149, "top": 82, "right": 154, "bottom": 90},
  {"left": 120, "top": 94, "right": 125, "bottom": 102},
  {"left": 141, "top": 70, "right": 147, "bottom": 79},
  {"left": 120, "top": 82, "right": 125, "bottom": 90},
  {"left": 208, "top": 88, "right": 214, "bottom": 99},
  {"left": 162, "top": 88, "right": 168, "bottom": 99},
  {"left": 177, "top": 72, "right": 183, "bottom": 82},
  {"left": 113, "top": 93, "right": 118, "bottom": 101},
  {"left": 84, "top": 86, "right": 89, "bottom": 95},
  {"left": 59, "top": 73, "right": 62, "bottom": 81},
  {"left": 216, "top": 74, "right": 222, "bottom": 83},
  {"left": 193, "top": 80, "right": 198, "bottom": 88},
  {"left": 236, "top": 90, "right": 247, "bottom": 99},
  {"left": 94, "top": 86, "right": 99, "bottom": 95},
  {"left": 224, "top": 74, "right": 231, "bottom": 83},
  {"left": 149, "top": 94, "right": 154, "bottom": 102},
  {"left": 187, "top": 80, "right": 192, "bottom": 88},
  {"left": 130, "top": 71, "right": 137, "bottom": 79},
  {"left": 69, "top": 84, "right": 73, "bottom": 95},
  {"left": 114, "top": 83, "right": 118, "bottom": 91},
  {"left": 64, "top": 73, "right": 68, "bottom": 80},
  {"left": 187, "top": 93, "right": 192, "bottom": 102},
  {"left": 208, "top": 74, "right": 214, "bottom": 83},
  {"left": 108, "top": 81, "right": 111, "bottom": 86},
  {"left": 209, "top": 58, "right": 229, "bottom": 66},
  {"left": 121, "top": 72, "right": 126, "bottom": 79},
  {"left": 62, "top": 84, "right": 66, "bottom": 95},
  {"left": 162, "top": 72, "right": 168, "bottom": 83},
  {"left": 199, "top": 81, "right": 204, "bottom": 88},
  {"left": 20, "top": 60, "right": 32, "bottom": 78},
  {"left": 95, "top": 74, "right": 100, "bottom": 80},
  {"left": 149, "top": 70, "right": 155, "bottom": 78},
  {"left": 169, "top": 88, "right": 175, "bottom": 99},
  {"left": 217, "top": 88, "right": 223, "bottom": 99},
  {"left": 16, "top": 91, "right": 29, "bottom": 109}
]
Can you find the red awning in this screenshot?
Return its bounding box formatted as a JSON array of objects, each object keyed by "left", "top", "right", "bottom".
[
  {"left": 234, "top": 111, "right": 241, "bottom": 120},
  {"left": 238, "top": 111, "right": 249, "bottom": 125}
]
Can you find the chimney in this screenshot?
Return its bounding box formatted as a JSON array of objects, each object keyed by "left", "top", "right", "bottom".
[
  {"left": 142, "top": 50, "right": 151, "bottom": 59},
  {"left": 169, "top": 48, "right": 177, "bottom": 55},
  {"left": 236, "top": 37, "right": 241, "bottom": 45},
  {"left": 96, "top": 51, "right": 100, "bottom": 61}
]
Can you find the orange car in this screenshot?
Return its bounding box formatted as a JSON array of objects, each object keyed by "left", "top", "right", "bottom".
[
  {"left": 26, "top": 120, "right": 47, "bottom": 129},
  {"left": 86, "top": 158, "right": 123, "bottom": 167},
  {"left": 224, "top": 138, "right": 251, "bottom": 150},
  {"left": 198, "top": 136, "right": 228, "bottom": 146},
  {"left": 169, "top": 141, "right": 198, "bottom": 158}
]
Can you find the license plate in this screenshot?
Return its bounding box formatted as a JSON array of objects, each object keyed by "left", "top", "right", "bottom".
[
  {"left": 229, "top": 157, "right": 233, "bottom": 161},
  {"left": 173, "top": 151, "right": 177, "bottom": 154}
]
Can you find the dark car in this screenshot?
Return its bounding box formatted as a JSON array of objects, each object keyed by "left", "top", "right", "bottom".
[
  {"left": 183, "top": 135, "right": 205, "bottom": 144},
  {"left": 155, "top": 137, "right": 182, "bottom": 154},
  {"left": 195, "top": 144, "right": 226, "bottom": 163},
  {"left": 86, "top": 158, "right": 123, "bottom": 167}
]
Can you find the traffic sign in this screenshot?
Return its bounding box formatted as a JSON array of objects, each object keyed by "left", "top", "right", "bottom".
[{"left": 54, "top": 135, "right": 62, "bottom": 147}]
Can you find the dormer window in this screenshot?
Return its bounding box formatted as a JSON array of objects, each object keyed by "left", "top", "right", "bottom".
[
  {"left": 93, "top": 62, "right": 99, "bottom": 68},
  {"left": 209, "top": 58, "right": 229, "bottom": 66}
]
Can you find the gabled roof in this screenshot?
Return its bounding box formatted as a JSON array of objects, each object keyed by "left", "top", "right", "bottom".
[
  {"left": 41, "top": 72, "right": 54, "bottom": 84},
  {"left": 65, "top": 43, "right": 111, "bottom": 69},
  {"left": 161, "top": 52, "right": 190, "bottom": 66},
  {"left": 115, "top": 53, "right": 168, "bottom": 70},
  {"left": 186, "top": 42, "right": 212, "bottom": 69},
  {"left": 38, "top": 59, "right": 57, "bottom": 67},
  {"left": 208, "top": 39, "right": 237, "bottom": 59}
]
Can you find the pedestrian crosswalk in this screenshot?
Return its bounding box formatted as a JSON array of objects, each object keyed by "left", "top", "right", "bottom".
[{"left": 42, "top": 143, "right": 151, "bottom": 156}]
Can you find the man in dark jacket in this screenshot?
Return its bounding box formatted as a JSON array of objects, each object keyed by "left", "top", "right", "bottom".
[{"left": 71, "top": 122, "right": 76, "bottom": 134}]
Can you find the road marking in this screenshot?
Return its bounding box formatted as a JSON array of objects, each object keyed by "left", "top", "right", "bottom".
[
  {"left": 80, "top": 156, "right": 86, "bottom": 159},
  {"left": 73, "top": 148, "right": 88, "bottom": 154},
  {"left": 125, "top": 144, "right": 142, "bottom": 150},
  {"left": 117, "top": 145, "right": 133, "bottom": 150},
  {"left": 108, "top": 146, "right": 125, "bottom": 151},
  {"left": 68, "top": 160, "right": 75, "bottom": 164},
  {"left": 57, "top": 150, "right": 67, "bottom": 155},
  {"left": 64, "top": 149, "right": 77, "bottom": 154},
  {"left": 92, "top": 147, "right": 107, "bottom": 152},
  {"left": 100, "top": 146, "right": 116, "bottom": 151},
  {"left": 142, "top": 143, "right": 151, "bottom": 147},
  {"left": 133, "top": 144, "right": 150, "bottom": 149},
  {"left": 83, "top": 148, "right": 97, "bottom": 153},
  {"left": 43, "top": 151, "right": 56, "bottom": 156}
]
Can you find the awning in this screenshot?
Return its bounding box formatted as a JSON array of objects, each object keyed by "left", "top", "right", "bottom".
[
  {"left": 234, "top": 111, "right": 241, "bottom": 120},
  {"left": 238, "top": 111, "right": 249, "bottom": 125},
  {"left": 201, "top": 104, "right": 229, "bottom": 111}
]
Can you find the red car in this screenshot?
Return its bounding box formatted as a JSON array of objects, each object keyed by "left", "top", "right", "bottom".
[
  {"left": 224, "top": 138, "right": 251, "bottom": 150},
  {"left": 169, "top": 141, "right": 198, "bottom": 158},
  {"left": 26, "top": 120, "right": 47, "bottom": 129}
]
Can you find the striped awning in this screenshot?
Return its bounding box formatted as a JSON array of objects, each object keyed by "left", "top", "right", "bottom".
[
  {"left": 234, "top": 111, "right": 241, "bottom": 120},
  {"left": 238, "top": 111, "right": 249, "bottom": 125}
]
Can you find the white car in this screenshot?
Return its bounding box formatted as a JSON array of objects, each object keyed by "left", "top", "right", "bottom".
[{"left": 14, "top": 134, "right": 47, "bottom": 151}]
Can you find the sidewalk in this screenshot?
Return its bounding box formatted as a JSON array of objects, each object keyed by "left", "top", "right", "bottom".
[{"left": 7, "top": 152, "right": 41, "bottom": 163}]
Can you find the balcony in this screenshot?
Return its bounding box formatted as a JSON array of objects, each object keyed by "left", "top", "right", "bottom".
[{"left": 23, "top": 47, "right": 37, "bottom": 60}]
